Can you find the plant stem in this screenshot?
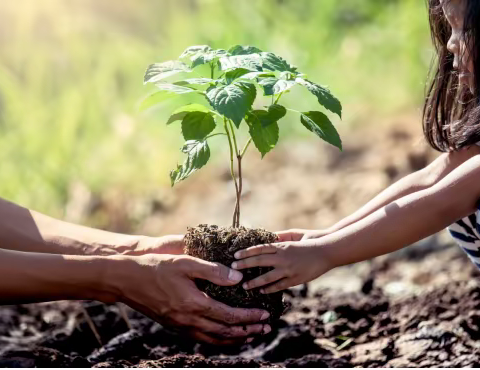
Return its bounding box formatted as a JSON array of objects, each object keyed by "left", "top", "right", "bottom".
[
  {"left": 224, "top": 118, "right": 240, "bottom": 227},
  {"left": 210, "top": 62, "right": 215, "bottom": 79},
  {"left": 228, "top": 120, "right": 240, "bottom": 156},
  {"left": 205, "top": 132, "right": 227, "bottom": 140},
  {"left": 236, "top": 153, "right": 243, "bottom": 228},
  {"left": 286, "top": 107, "right": 301, "bottom": 114},
  {"left": 240, "top": 138, "right": 252, "bottom": 158},
  {"left": 274, "top": 92, "right": 284, "bottom": 104},
  {"left": 228, "top": 120, "right": 241, "bottom": 227}
]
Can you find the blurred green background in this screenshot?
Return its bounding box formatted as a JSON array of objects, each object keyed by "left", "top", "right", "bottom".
[{"left": 0, "top": 0, "right": 432, "bottom": 221}]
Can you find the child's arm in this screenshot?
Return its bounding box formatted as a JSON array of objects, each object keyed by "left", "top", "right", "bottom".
[
  {"left": 278, "top": 146, "right": 480, "bottom": 242},
  {"left": 234, "top": 152, "right": 480, "bottom": 293}
]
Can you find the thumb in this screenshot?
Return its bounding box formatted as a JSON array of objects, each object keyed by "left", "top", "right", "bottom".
[
  {"left": 300, "top": 233, "right": 312, "bottom": 241},
  {"left": 185, "top": 257, "right": 244, "bottom": 286},
  {"left": 276, "top": 229, "right": 303, "bottom": 242}
]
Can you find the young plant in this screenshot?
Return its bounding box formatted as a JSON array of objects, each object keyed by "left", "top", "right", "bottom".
[{"left": 141, "top": 44, "right": 342, "bottom": 228}]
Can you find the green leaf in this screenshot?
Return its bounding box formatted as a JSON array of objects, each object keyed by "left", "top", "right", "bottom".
[
  {"left": 296, "top": 78, "right": 342, "bottom": 118},
  {"left": 170, "top": 140, "right": 210, "bottom": 186},
  {"left": 300, "top": 111, "right": 342, "bottom": 150},
  {"left": 191, "top": 49, "right": 228, "bottom": 68},
  {"left": 227, "top": 45, "right": 263, "bottom": 56},
  {"left": 224, "top": 69, "right": 274, "bottom": 84},
  {"left": 181, "top": 112, "right": 216, "bottom": 140},
  {"left": 246, "top": 111, "right": 279, "bottom": 157},
  {"left": 174, "top": 78, "right": 216, "bottom": 86},
  {"left": 219, "top": 54, "right": 263, "bottom": 72},
  {"left": 249, "top": 105, "right": 287, "bottom": 128},
  {"left": 166, "top": 104, "right": 210, "bottom": 125},
  {"left": 179, "top": 45, "right": 212, "bottom": 59},
  {"left": 260, "top": 52, "right": 297, "bottom": 73},
  {"left": 154, "top": 83, "right": 198, "bottom": 94},
  {"left": 264, "top": 104, "right": 287, "bottom": 125},
  {"left": 144, "top": 61, "right": 191, "bottom": 84},
  {"left": 279, "top": 71, "right": 296, "bottom": 80},
  {"left": 258, "top": 77, "right": 296, "bottom": 96},
  {"left": 224, "top": 68, "right": 251, "bottom": 84},
  {"left": 206, "top": 82, "right": 256, "bottom": 127},
  {"left": 139, "top": 91, "right": 176, "bottom": 111}
]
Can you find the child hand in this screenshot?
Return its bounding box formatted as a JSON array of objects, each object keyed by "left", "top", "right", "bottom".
[
  {"left": 231, "top": 241, "right": 332, "bottom": 294},
  {"left": 276, "top": 229, "right": 330, "bottom": 242}
]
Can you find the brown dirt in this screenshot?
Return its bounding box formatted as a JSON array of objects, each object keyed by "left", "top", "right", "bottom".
[
  {"left": 1, "top": 249, "right": 480, "bottom": 367},
  {"left": 3, "top": 113, "right": 478, "bottom": 366},
  {"left": 184, "top": 224, "right": 285, "bottom": 321}
]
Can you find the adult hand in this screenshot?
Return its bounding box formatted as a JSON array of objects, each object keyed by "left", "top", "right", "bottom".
[{"left": 107, "top": 253, "right": 271, "bottom": 345}]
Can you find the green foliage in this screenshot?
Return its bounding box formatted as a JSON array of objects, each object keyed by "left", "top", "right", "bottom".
[
  {"left": 166, "top": 104, "right": 210, "bottom": 124},
  {"left": 181, "top": 112, "right": 215, "bottom": 141},
  {"left": 245, "top": 111, "right": 279, "bottom": 157},
  {"left": 206, "top": 82, "right": 257, "bottom": 128},
  {"left": 143, "top": 44, "right": 343, "bottom": 186},
  {"left": 0, "top": 0, "right": 429, "bottom": 219},
  {"left": 296, "top": 78, "right": 342, "bottom": 118},
  {"left": 301, "top": 111, "right": 342, "bottom": 150},
  {"left": 170, "top": 140, "right": 210, "bottom": 186}
]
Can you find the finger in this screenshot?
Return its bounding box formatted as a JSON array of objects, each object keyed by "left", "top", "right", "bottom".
[
  {"left": 201, "top": 295, "right": 270, "bottom": 324},
  {"left": 276, "top": 229, "right": 304, "bottom": 242},
  {"left": 243, "top": 269, "right": 285, "bottom": 290},
  {"left": 234, "top": 243, "right": 280, "bottom": 259},
  {"left": 184, "top": 257, "right": 243, "bottom": 286},
  {"left": 194, "top": 316, "right": 269, "bottom": 338},
  {"left": 261, "top": 278, "right": 293, "bottom": 294},
  {"left": 232, "top": 254, "right": 279, "bottom": 270}
]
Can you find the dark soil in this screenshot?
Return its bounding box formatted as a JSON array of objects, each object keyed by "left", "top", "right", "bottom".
[
  {"left": 2, "top": 246, "right": 480, "bottom": 367},
  {"left": 184, "top": 224, "right": 285, "bottom": 321}
]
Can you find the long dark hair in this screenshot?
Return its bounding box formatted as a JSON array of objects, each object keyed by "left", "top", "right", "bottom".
[{"left": 423, "top": 0, "right": 480, "bottom": 151}]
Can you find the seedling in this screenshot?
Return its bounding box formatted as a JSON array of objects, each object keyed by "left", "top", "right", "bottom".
[
  {"left": 141, "top": 45, "right": 342, "bottom": 320},
  {"left": 142, "top": 44, "right": 342, "bottom": 227}
]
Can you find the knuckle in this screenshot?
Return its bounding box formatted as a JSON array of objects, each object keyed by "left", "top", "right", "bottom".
[
  {"left": 219, "top": 326, "right": 237, "bottom": 338},
  {"left": 172, "top": 255, "right": 191, "bottom": 271},
  {"left": 224, "top": 311, "right": 238, "bottom": 324},
  {"left": 176, "top": 297, "right": 202, "bottom": 313},
  {"left": 172, "top": 313, "right": 191, "bottom": 327},
  {"left": 235, "top": 260, "right": 245, "bottom": 269},
  {"left": 210, "top": 263, "right": 222, "bottom": 278}
]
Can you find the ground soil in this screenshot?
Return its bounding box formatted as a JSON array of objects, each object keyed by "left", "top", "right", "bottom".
[
  {"left": 1, "top": 248, "right": 480, "bottom": 367},
  {"left": 2, "top": 113, "right": 479, "bottom": 367}
]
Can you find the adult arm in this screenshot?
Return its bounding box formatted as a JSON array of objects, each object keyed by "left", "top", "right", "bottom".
[
  {"left": 0, "top": 197, "right": 183, "bottom": 256},
  {"left": 0, "top": 248, "right": 270, "bottom": 345}
]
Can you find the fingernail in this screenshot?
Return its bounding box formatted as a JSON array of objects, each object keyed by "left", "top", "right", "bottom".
[
  {"left": 246, "top": 337, "right": 254, "bottom": 343},
  {"left": 231, "top": 262, "right": 238, "bottom": 269},
  {"left": 234, "top": 251, "right": 241, "bottom": 259},
  {"left": 242, "top": 282, "right": 249, "bottom": 290},
  {"left": 260, "top": 289, "right": 265, "bottom": 294},
  {"left": 263, "top": 325, "right": 271, "bottom": 335},
  {"left": 261, "top": 312, "right": 270, "bottom": 321},
  {"left": 228, "top": 269, "right": 243, "bottom": 282}
]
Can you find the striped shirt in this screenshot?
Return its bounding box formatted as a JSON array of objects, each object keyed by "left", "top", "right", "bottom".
[{"left": 448, "top": 204, "right": 480, "bottom": 270}]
